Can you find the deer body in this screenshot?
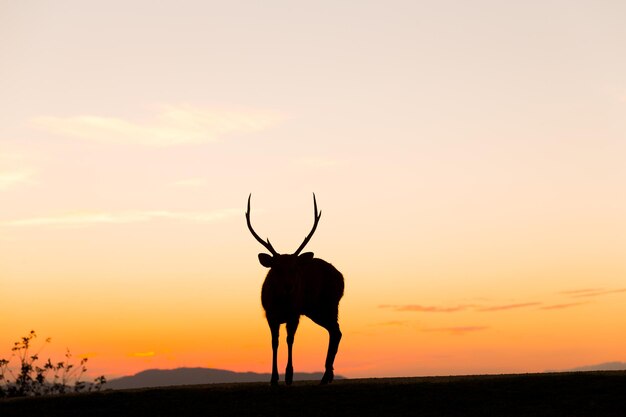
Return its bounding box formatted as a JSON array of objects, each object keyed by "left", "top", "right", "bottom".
[
  {"left": 261, "top": 256, "right": 344, "bottom": 321},
  {"left": 247, "top": 195, "right": 344, "bottom": 385}
]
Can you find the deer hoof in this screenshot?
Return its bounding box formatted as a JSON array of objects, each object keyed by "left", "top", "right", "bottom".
[{"left": 320, "top": 371, "right": 334, "bottom": 385}]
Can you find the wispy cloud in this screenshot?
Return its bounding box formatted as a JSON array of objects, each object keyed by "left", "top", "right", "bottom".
[
  {"left": 422, "top": 326, "right": 489, "bottom": 335},
  {"left": 477, "top": 302, "right": 542, "bottom": 312},
  {"left": 0, "top": 151, "right": 29, "bottom": 161},
  {"left": 539, "top": 302, "right": 587, "bottom": 310},
  {"left": 0, "top": 170, "right": 34, "bottom": 190},
  {"left": 2, "top": 209, "right": 239, "bottom": 227},
  {"left": 381, "top": 298, "right": 594, "bottom": 314},
  {"left": 382, "top": 287, "right": 622, "bottom": 317},
  {"left": 380, "top": 302, "right": 544, "bottom": 313},
  {"left": 33, "top": 104, "right": 284, "bottom": 146},
  {"left": 379, "top": 304, "right": 473, "bottom": 313},
  {"left": 370, "top": 320, "right": 411, "bottom": 327},
  {"left": 560, "top": 288, "right": 626, "bottom": 298},
  {"left": 558, "top": 288, "right": 602, "bottom": 296}
]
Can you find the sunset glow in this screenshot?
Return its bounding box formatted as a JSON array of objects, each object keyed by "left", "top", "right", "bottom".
[{"left": 1, "top": 1, "right": 625, "bottom": 381}]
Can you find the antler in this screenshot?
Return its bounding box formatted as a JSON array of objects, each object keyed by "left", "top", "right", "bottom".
[
  {"left": 293, "top": 193, "right": 322, "bottom": 255},
  {"left": 246, "top": 194, "right": 278, "bottom": 256}
]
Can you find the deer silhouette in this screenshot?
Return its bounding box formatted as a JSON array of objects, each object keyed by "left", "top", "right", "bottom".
[{"left": 246, "top": 194, "right": 344, "bottom": 385}]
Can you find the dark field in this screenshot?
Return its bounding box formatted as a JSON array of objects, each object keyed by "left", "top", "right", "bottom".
[{"left": 2, "top": 371, "right": 625, "bottom": 417}]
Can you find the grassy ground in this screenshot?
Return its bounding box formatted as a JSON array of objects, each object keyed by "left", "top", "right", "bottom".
[{"left": 2, "top": 371, "right": 625, "bottom": 416}]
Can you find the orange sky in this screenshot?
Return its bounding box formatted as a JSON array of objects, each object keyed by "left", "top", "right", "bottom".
[{"left": 1, "top": 1, "right": 625, "bottom": 380}]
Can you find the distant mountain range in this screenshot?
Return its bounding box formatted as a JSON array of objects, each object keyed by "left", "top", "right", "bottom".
[
  {"left": 106, "top": 368, "right": 344, "bottom": 390},
  {"left": 558, "top": 361, "right": 626, "bottom": 372},
  {"left": 106, "top": 362, "right": 626, "bottom": 390},
  {"left": 545, "top": 361, "right": 626, "bottom": 373}
]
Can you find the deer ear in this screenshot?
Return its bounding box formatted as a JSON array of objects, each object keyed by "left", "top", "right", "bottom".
[
  {"left": 298, "top": 252, "right": 314, "bottom": 263},
  {"left": 258, "top": 253, "right": 274, "bottom": 268}
]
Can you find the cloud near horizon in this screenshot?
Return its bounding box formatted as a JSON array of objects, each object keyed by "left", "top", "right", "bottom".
[
  {"left": 1, "top": 209, "right": 240, "bottom": 227},
  {"left": 562, "top": 288, "right": 626, "bottom": 298},
  {"left": 558, "top": 288, "right": 602, "bottom": 296},
  {"left": 33, "top": 104, "right": 284, "bottom": 146},
  {"left": 379, "top": 302, "right": 544, "bottom": 313},
  {"left": 370, "top": 320, "right": 411, "bottom": 327},
  {"left": 421, "top": 326, "right": 489, "bottom": 335},
  {"left": 539, "top": 302, "right": 588, "bottom": 310},
  {"left": 379, "top": 304, "right": 472, "bottom": 313},
  {"left": 380, "top": 300, "right": 590, "bottom": 314},
  {"left": 477, "top": 302, "right": 543, "bottom": 312}
]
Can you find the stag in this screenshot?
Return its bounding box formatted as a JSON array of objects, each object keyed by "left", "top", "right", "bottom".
[{"left": 246, "top": 194, "right": 344, "bottom": 385}]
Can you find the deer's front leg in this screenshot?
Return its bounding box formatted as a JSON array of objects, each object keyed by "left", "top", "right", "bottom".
[
  {"left": 285, "top": 317, "right": 300, "bottom": 385},
  {"left": 269, "top": 320, "right": 280, "bottom": 386}
]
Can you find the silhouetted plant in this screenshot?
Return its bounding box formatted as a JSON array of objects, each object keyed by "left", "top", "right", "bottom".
[{"left": 0, "top": 330, "right": 106, "bottom": 398}]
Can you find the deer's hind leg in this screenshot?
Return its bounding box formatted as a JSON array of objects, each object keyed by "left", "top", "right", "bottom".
[{"left": 309, "top": 314, "right": 342, "bottom": 385}]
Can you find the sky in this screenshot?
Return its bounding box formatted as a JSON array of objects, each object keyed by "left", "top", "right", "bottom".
[{"left": 1, "top": 0, "right": 625, "bottom": 380}]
